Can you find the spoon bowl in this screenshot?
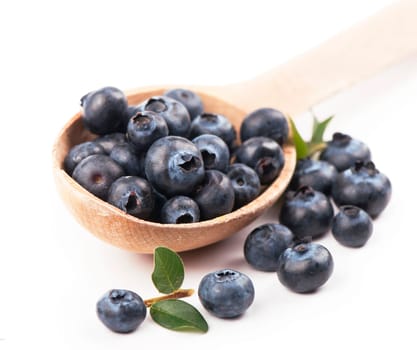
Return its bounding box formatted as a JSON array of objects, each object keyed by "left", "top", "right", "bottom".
[
  {"left": 53, "top": 89, "right": 296, "bottom": 253},
  {"left": 53, "top": 1, "right": 417, "bottom": 253}
]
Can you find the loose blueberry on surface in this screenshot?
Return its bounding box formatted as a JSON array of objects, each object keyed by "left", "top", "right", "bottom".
[
  {"left": 164, "top": 88, "right": 204, "bottom": 120},
  {"left": 81, "top": 86, "right": 128, "bottom": 135},
  {"left": 138, "top": 96, "right": 191, "bottom": 137},
  {"left": 94, "top": 132, "right": 127, "bottom": 154},
  {"left": 244, "top": 223, "right": 294, "bottom": 272},
  {"left": 64, "top": 141, "right": 106, "bottom": 175},
  {"left": 289, "top": 158, "right": 337, "bottom": 195},
  {"left": 193, "top": 170, "right": 235, "bottom": 220},
  {"left": 107, "top": 176, "right": 155, "bottom": 220},
  {"left": 198, "top": 269, "right": 255, "bottom": 318},
  {"left": 145, "top": 136, "right": 205, "bottom": 197},
  {"left": 240, "top": 107, "right": 289, "bottom": 145},
  {"left": 332, "top": 161, "right": 391, "bottom": 218},
  {"left": 319, "top": 132, "right": 371, "bottom": 171},
  {"left": 96, "top": 289, "right": 147, "bottom": 333},
  {"left": 160, "top": 196, "right": 200, "bottom": 224},
  {"left": 126, "top": 110, "right": 169, "bottom": 153},
  {"left": 192, "top": 134, "right": 230, "bottom": 173},
  {"left": 227, "top": 163, "right": 261, "bottom": 209},
  {"left": 110, "top": 143, "right": 146, "bottom": 177},
  {"left": 235, "top": 136, "right": 285, "bottom": 185},
  {"left": 189, "top": 113, "right": 237, "bottom": 149},
  {"left": 277, "top": 242, "right": 334, "bottom": 293},
  {"left": 72, "top": 154, "right": 125, "bottom": 200},
  {"left": 279, "top": 186, "right": 334, "bottom": 239},
  {"left": 332, "top": 205, "right": 373, "bottom": 247}
]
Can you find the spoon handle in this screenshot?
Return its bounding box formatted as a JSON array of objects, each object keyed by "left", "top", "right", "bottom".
[{"left": 214, "top": 0, "right": 417, "bottom": 114}]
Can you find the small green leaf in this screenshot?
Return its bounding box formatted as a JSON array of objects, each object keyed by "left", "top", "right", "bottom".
[
  {"left": 289, "top": 118, "right": 309, "bottom": 160},
  {"left": 310, "top": 115, "right": 333, "bottom": 144},
  {"left": 152, "top": 247, "right": 184, "bottom": 294},
  {"left": 150, "top": 300, "right": 208, "bottom": 333}
]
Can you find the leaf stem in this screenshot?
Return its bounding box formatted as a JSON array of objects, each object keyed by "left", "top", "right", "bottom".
[{"left": 144, "top": 288, "right": 195, "bottom": 307}]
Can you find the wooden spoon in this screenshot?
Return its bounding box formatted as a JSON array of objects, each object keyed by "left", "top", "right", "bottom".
[{"left": 53, "top": 1, "right": 417, "bottom": 253}]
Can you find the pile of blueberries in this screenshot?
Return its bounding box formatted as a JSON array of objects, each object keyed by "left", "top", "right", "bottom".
[
  {"left": 65, "top": 86, "right": 288, "bottom": 223},
  {"left": 244, "top": 128, "right": 392, "bottom": 294},
  {"left": 69, "top": 86, "right": 392, "bottom": 333}
]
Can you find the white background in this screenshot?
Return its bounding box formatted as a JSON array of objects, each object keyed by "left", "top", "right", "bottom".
[{"left": 1, "top": 0, "right": 416, "bottom": 349}]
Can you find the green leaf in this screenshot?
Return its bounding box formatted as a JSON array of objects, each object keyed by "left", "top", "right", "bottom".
[
  {"left": 289, "top": 118, "right": 309, "bottom": 160},
  {"left": 310, "top": 115, "right": 333, "bottom": 144},
  {"left": 150, "top": 300, "right": 208, "bottom": 333},
  {"left": 152, "top": 247, "right": 184, "bottom": 294}
]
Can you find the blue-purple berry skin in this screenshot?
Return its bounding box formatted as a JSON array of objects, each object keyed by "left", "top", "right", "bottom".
[
  {"left": 332, "top": 161, "right": 391, "bottom": 218},
  {"left": 145, "top": 136, "right": 205, "bottom": 197},
  {"left": 244, "top": 223, "right": 294, "bottom": 272},
  {"left": 279, "top": 186, "right": 334, "bottom": 239},
  {"left": 290, "top": 158, "right": 337, "bottom": 195},
  {"left": 138, "top": 96, "right": 191, "bottom": 137},
  {"left": 164, "top": 88, "right": 204, "bottom": 120},
  {"left": 227, "top": 163, "right": 261, "bottom": 209},
  {"left": 107, "top": 176, "right": 155, "bottom": 220},
  {"left": 277, "top": 242, "right": 334, "bottom": 293},
  {"left": 193, "top": 170, "right": 235, "bottom": 220},
  {"left": 192, "top": 134, "right": 230, "bottom": 173},
  {"left": 72, "top": 154, "right": 125, "bottom": 200},
  {"left": 235, "top": 136, "right": 285, "bottom": 185},
  {"left": 126, "top": 110, "right": 169, "bottom": 153},
  {"left": 93, "top": 132, "right": 127, "bottom": 154},
  {"left": 189, "top": 113, "right": 237, "bottom": 149},
  {"left": 64, "top": 141, "right": 106, "bottom": 175},
  {"left": 320, "top": 132, "right": 371, "bottom": 171},
  {"left": 160, "top": 196, "right": 200, "bottom": 224},
  {"left": 81, "top": 87, "right": 128, "bottom": 135},
  {"left": 240, "top": 107, "right": 289, "bottom": 145},
  {"left": 110, "top": 144, "right": 146, "bottom": 177},
  {"left": 332, "top": 205, "right": 373, "bottom": 247},
  {"left": 198, "top": 269, "right": 255, "bottom": 318},
  {"left": 96, "top": 289, "right": 146, "bottom": 333}
]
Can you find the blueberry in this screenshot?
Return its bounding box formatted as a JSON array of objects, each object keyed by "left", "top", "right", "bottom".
[
  {"left": 189, "top": 113, "right": 237, "bottom": 149},
  {"left": 138, "top": 96, "right": 191, "bottom": 137},
  {"left": 72, "top": 154, "right": 125, "bottom": 200},
  {"left": 148, "top": 188, "right": 168, "bottom": 223},
  {"left": 164, "top": 88, "right": 204, "bottom": 120},
  {"left": 240, "top": 108, "right": 289, "bottom": 145},
  {"left": 279, "top": 186, "right": 334, "bottom": 239},
  {"left": 193, "top": 170, "right": 235, "bottom": 220},
  {"left": 126, "top": 110, "right": 168, "bottom": 153},
  {"left": 198, "top": 269, "right": 254, "bottom": 318},
  {"left": 332, "top": 161, "right": 392, "bottom": 218},
  {"left": 145, "top": 136, "right": 205, "bottom": 197},
  {"left": 110, "top": 144, "right": 146, "bottom": 177},
  {"left": 244, "top": 223, "right": 294, "bottom": 272},
  {"left": 235, "top": 136, "right": 285, "bottom": 185},
  {"left": 227, "top": 163, "right": 261, "bottom": 209},
  {"left": 93, "top": 132, "right": 127, "bottom": 154},
  {"left": 192, "top": 134, "right": 230, "bottom": 173},
  {"left": 64, "top": 141, "right": 106, "bottom": 176},
  {"left": 277, "top": 242, "right": 334, "bottom": 293},
  {"left": 96, "top": 289, "right": 146, "bottom": 333},
  {"left": 289, "top": 158, "right": 337, "bottom": 195},
  {"left": 160, "top": 196, "right": 200, "bottom": 224},
  {"left": 319, "top": 132, "right": 371, "bottom": 171},
  {"left": 107, "top": 176, "right": 155, "bottom": 220},
  {"left": 81, "top": 87, "right": 128, "bottom": 135},
  {"left": 332, "top": 205, "right": 373, "bottom": 247}
]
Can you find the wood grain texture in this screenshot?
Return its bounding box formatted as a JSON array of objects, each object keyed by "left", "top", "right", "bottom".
[{"left": 200, "top": 0, "right": 417, "bottom": 115}]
